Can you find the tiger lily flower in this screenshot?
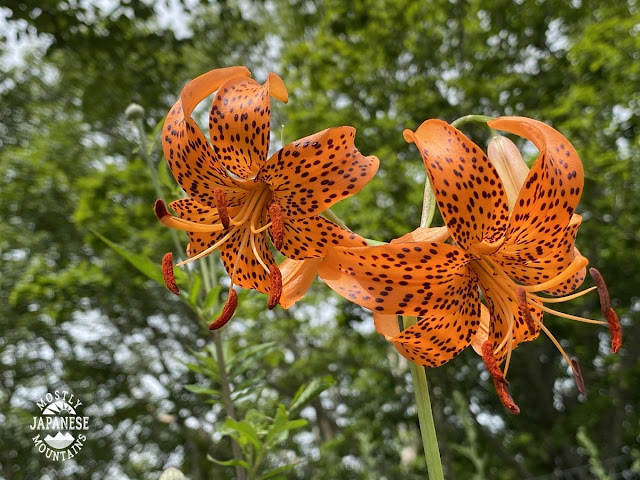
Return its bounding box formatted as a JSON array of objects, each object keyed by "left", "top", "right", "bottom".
[
  {"left": 319, "top": 117, "right": 620, "bottom": 413},
  {"left": 157, "top": 67, "right": 378, "bottom": 327}
]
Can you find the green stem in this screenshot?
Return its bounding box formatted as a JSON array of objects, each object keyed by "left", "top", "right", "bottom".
[
  {"left": 451, "top": 114, "right": 495, "bottom": 128},
  {"left": 402, "top": 316, "right": 444, "bottom": 479},
  {"left": 322, "top": 208, "right": 348, "bottom": 230}
]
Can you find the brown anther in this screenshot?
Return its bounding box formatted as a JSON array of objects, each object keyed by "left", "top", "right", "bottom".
[
  {"left": 494, "top": 379, "right": 520, "bottom": 415},
  {"left": 154, "top": 199, "right": 170, "bottom": 220},
  {"left": 570, "top": 358, "right": 586, "bottom": 396},
  {"left": 589, "top": 268, "right": 611, "bottom": 318},
  {"left": 267, "top": 264, "right": 283, "bottom": 309},
  {"left": 481, "top": 341, "right": 506, "bottom": 383},
  {"left": 209, "top": 289, "right": 238, "bottom": 330},
  {"left": 213, "top": 188, "right": 230, "bottom": 230},
  {"left": 161, "top": 252, "right": 179, "bottom": 295},
  {"left": 268, "top": 202, "right": 284, "bottom": 250},
  {"left": 606, "top": 308, "right": 622, "bottom": 354},
  {"left": 516, "top": 287, "right": 536, "bottom": 335}
]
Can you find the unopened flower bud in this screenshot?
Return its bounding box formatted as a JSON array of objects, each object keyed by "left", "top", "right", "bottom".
[
  {"left": 487, "top": 136, "right": 530, "bottom": 209},
  {"left": 159, "top": 467, "right": 186, "bottom": 480},
  {"left": 125, "top": 103, "right": 145, "bottom": 121}
]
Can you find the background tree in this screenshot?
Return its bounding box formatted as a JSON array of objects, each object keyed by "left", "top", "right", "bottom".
[{"left": 1, "top": 1, "right": 638, "bottom": 478}]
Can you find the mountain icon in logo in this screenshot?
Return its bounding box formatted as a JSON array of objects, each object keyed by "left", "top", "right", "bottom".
[{"left": 44, "top": 432, "right": 75, "bottom": 449}]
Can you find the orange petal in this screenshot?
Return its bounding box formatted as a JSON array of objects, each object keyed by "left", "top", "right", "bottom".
[
  {"left": 279, "top": 257, "right": 322, "bottom": 309},
  {"left": 470, "top": 305, "right": 491, "bottom": 356},
  {"left": 391, "top": 226, "right": 449, "bottom": 244},
  {"left": 256, "top": 127, "right": 379, "bottom": 218},
  {"left": 404, "top": 120, "right": 509, "bottom": 252},
  {"left": 162, "top": 68, "right": 250, "bottom": 207},
  {"left": 492, "top": 214, "right": 586, "bottom": 295},
  {"left": 481, "top": 284, "right": 543, "bottom": 363},
  {"left": 219, "top": 226, "right": 274, "bottom": 294},
  {"left": 209, "top": 74, "right": 287, "bottom": 179},
  {"left": 279, "top": 216, "right": 368, "bottom": 260},
  {"left": 489, "top": 117, "right": 584, "bottom": 260},
  {"left": 318, "top": 241, "right": 478, "bottom": 316},
  {"left": 373, "top": 294, "right": 481, "bottom": 368}
]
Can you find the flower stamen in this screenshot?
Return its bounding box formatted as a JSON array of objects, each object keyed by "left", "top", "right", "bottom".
[
  {"left": 209, "top": 289, "right": 238, "bottom": 330},
  {"left": 213, "top": 188, "right": 230, "bottom": 229},
  {"left": 268, "top": 264, "right": 282, "bottom": 309},
  {"left": 154, "top": 199, "right": 225, "bottom": 233},
  {"left": 588, "top": 268, "right": 610, "bottom": 317},
  {"left": 571, "top": 358, "right": 586, "bottom": 395},
  {"left": 161, "top": 252, "right": 180, "bottom": 295},
  {"left": 606, "top": 308, "right": 622, "bottom": 354},
  {"left": 176, "top": 229, "right": 235, "bottom": 266},
  {"left": 516, "top": 287, "right": 536, "bottom": 335},
  {"left": 268, "top": 202, "right": 284, "bottom": 250}
]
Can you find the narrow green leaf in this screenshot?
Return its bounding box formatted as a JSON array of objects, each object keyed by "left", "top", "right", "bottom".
[
  {"left": 288, "top": 375, "right": 335, "bottom": 418},
  {"left": 188, "top": 274, "right": 202, "bottom": 305},
  {"left": 223, "top": 418, "right": 262, "bottom": 451},
  {"left": 258, "top": 463, "right": 299, "bottom": 480},
  {"left": 206, "top": 455, "right": 250, "bottom": 470},
  {"left": 184, "top": 385, "right": 220, "bottom": 396}
]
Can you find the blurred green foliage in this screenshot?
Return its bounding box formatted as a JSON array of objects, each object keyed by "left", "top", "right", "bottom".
[{"left": 1, "top": 1, "right": 639, "bottom": 479}]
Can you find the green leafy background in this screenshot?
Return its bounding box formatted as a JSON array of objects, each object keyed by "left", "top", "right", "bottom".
[{"left": 1, "top": 1, "right": 638, "bottom": 478}]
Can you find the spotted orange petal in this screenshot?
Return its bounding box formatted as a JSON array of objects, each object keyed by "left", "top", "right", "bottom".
[
  {"left": 373, "top": 285, "right": 481, "bottom": 368},
  {"left": 219, "top": 225, "right": 275, "bottom": 295},
  {"left": 488, "top": 117, "right": 584, "bottom": 260},
  {"left": 162, "top": 67, "right": 250, "bottom": 207},
  {"left": 480, "top": 284, "right": 543, "bottom": 363},
  {"left": 470, "top": 305, "right": 491, "bottom": 356},
  {"left": 256, "top": 127, "right": 379, "bottom": 219},
  {"left": 278, "top": 216, "right": 369, "bottom": 260},
  {"left": 209, "top": 73, "right": 288, "bottom": 179},
  {"left": 318, "top": 242, "right": 478, "bottom": 316},
  {"left": 391, "top": 225, "right": 450, "bottom": 244},
  {"left": 404, "top": 120, "right": 509, "bottom": 253},
  {"left": 279, "top": 257, "right": 323, "bottom": 309},
  {"left": 492, "top": 214, "right": 586, "bottom": 296}
]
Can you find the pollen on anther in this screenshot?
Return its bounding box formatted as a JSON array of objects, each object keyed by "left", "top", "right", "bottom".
[
  {"left": 209, "top": 289, "right": 238, "bottom": 330},
  {"left": 161, "top": 252, "right": 179, "bottom": 295},
  {"left": 588, "top": 268, "right": 611, "bottom": 318},
  {"left": 606, "top": 308, "right": 622, "bottom": 354},
  {"left": 268, "top": 264, "right": 282, "bottom": 309},
  {"left": 268, "top": 202, "right": 284, "bottom": 250},
  {"left": 570, "top": 358, "right": 586, "bottom": 395},
  {"left": 481, "top": 341, "right": 504, "bottom": 382},
  {"left": 494, "top": 379, "right": 520, "bottom": 415},
  {"left": 213, "top": 188, "right": 230, "bottom": 229},
  {"left": 516, "top": 287, "right": 536, "bottom": 334}
]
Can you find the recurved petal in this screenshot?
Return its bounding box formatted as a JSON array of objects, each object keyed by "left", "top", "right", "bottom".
[
  {"left": 373, "top": 287, "right": 481, "bottom": 368},
  {"left": 317, "top": 241, "right": 478, "bottom": 317},
  {"left": 480, "top": 284, "right": 543, "bottom": 364},
  {"left": 219, "top": 226, "right": 275, "bottom": 295},
  {"left": 391, "top": 226, "right": 450, "bottom": 244},
  {"left": 278, "top": 216, "right": 368, "bottom": 260},
  {"left": 404, "top": 120, "right": 509, "bottom": 253},
  {"left": 256, "top": 127, "right": 379, "bottom": 218},
  {"left": 488, "top": 117, "right": 584, "bottom": 259},
  {"left": 279, "top": 257, "right": 322, "bottom": 309},
  {"left": 492, "top": 214, "right": 586, "bottom": 295},
  {"left": 470, "top": 304, "right": 491, "bottom": 356},
  {"left": 163, "top": 68, "right": 250, "bottom": 207},
  {"left": 209, "top": 73, "right": 288, "bottom": 179}
]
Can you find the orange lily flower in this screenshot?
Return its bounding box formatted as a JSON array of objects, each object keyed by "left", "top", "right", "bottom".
[
  {"left": 157, "top": 67, "right": 378, "bottom": 327},
  {"left": 319, "top": 117, "right": 620, "bottom": 413}
]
